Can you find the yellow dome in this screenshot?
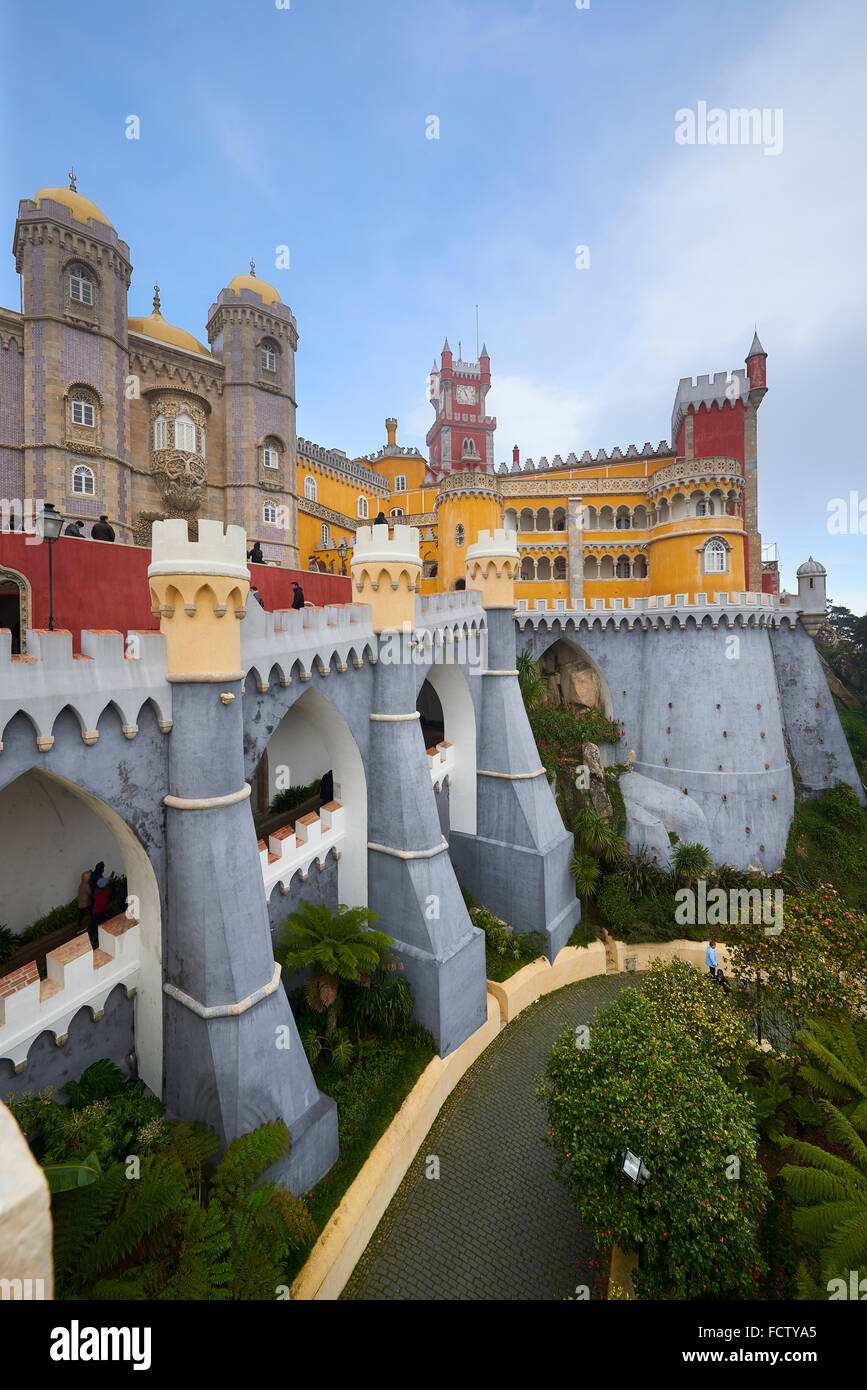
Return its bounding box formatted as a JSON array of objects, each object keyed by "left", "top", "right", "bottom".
[
  {"left": 33, "top": 186, "right": 113, "bottom": 228},
  {"left": 127, "top": 309, "right": 210, "bottom": 357},
  {"left": 228, "top": 272, "right": 281, "bottom": 306}
]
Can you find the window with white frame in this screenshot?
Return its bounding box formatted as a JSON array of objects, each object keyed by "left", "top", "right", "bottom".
[
  {"left": 390, "top": 508, "right": 404, "bottom": 517},
  {"left": 72, "top": 463, "right": 95, "bottom": 495},
  {"left": 263, "top": 500, "right": 278, "bottom": 524},
  {"left": 357, "top": 495, "right": 369, "bottom": 519},
  {"left": 393, "top": 474, "right": 407, "bottom": 493},
  {"left": 321, "top": 523, "right": 330, "bottom": 545},
  {"left": 72, "top": 395, "right": 95, "bottom": 427},
  {"left": 704, "top": 538, "right": 728, "bottom": 574},
  {"left": 174, "top": 413, "right": 197, "bottom": 452},
  {"left": 304, "top": 474, "right": 317, "bottom": 501},
  {"left": 260, "top": 343, "right": 277, "bottom": 373},
  {"left": 153, "top": 416, "right": 167, "bottom": 450},
  {"left": 262, "top": 443, "right": 280, "bottom": 469},
  {"left": 696, "top": 500, "right": 708, "bottom": 518},
  {"left": 69, "top": 269, "right": 94, "bottom": 305}
]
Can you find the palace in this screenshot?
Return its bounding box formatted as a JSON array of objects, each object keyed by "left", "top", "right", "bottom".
[{"left": 1, "top": 176, "right": 773, "bottom": 610}]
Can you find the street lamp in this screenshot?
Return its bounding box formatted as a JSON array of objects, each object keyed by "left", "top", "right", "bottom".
[
  {"left": 35, "top": 502, "right": 64, "bottom": 631},
  {"left": 620, "top": 1148, "right": 650, "bottom": 1188},
  {"left": 337, "top": 538, "right": 347, "bottom": 560}
]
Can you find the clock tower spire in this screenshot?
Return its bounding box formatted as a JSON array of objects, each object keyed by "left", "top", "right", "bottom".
[{"left": 426, "top": 337, "right": 496, "bottom": 478}]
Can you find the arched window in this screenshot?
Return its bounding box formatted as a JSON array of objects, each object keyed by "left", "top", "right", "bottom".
[
  {"left": 455, "top": 523, "right": 465, "bottom": 546},
  {"left": 615, "top": 555, "right": 631, "bottom": 579},
  {"left": 72, "top": 463, "right": 95, "bottom": 495},
  {"left": 174, "top": 413, "right": 197, "bottom": 452},
  {"left": 262, "top": 442, "right": 280, "bottom": 469},
  {"left": 304, "top": 474, "right": 317, "bottom": 502},
  {"left": 390, "top": 507, "right": 404, "bottom": 517},
  {"left": 615, "top": 507, "right": 631, "bottom": 530},
  {"left": 71, "top": 394, "right": 95, "bottom": 427},
  {"left": 321, "top": 523, "right": 331, "bottom": 545},
  {"left": 357, "top": 496, "right": 369, "bottom": 519},
  {"left": 69, "top": 268, "right": 94, "bottom": 305},
  {"left": 260, "top": 341, "right": 277, "bottom": 373},
  {"left": 153, "top": 416, "right": 167, "bottom": 451},
  {"left": 553, "top": 555, "right": 567, "bottom": 581},
  {"left": 520, "top": 556, "right": 535, "bottom": 581},
  {"left": 422, "top": 558, "right": 438, "bottom": 579},
  {"left": 263, "top": 500, "right": 278, "bottom": 524},
  {"left": 462, "top": 439, "right": 477, "bottom": 456},
  {"left": 704, "top": 538, "right": 728, "bottom": 574}
]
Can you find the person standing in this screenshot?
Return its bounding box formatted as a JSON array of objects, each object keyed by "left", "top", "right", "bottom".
[
  {"left": 64, "top": 520, "right": 84, "bottom": 538},
  {"left": 77, "top": 870, "right": 93, "bottom": 930},
  {"left": 706, "top": 937, "right": 730, "bottom": 995},
  {"left": 91, "top": 515, "right": 115, "bottom": 542},
  {"left": 89, "top": 876, "right": 112, "bottom": 947},
  {"left": 291, "top": 582, "right": 305, "bottom": 610},
  {"left": 247, "top": 540, "right": 264, "bottom": 564}
]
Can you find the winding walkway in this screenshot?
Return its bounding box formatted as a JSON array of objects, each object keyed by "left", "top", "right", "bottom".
[{"left": 342, "top": 973, "right": 641, "bottom": 1301}]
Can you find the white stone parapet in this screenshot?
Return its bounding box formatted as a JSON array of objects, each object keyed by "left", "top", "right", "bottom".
[
  {"left": 427, "top": 741, "right": 455, "bottom": 790},
  {"left": 351, "top": 524, "right": 421, "bottom": 568},
  {"left": 465, "top": 528, "right": 520, "bottom": 564},
  {"left": 0, "top": 917, "right": 141, "bottom": 1069},
  {"left": 148, "top": 519, "right": 250, "bottom": 581},
  {"left": 0, "top": 628, "right": 172, "bottom": 747},
  {"left": 259, "top": 802, "right": 346, "bottom": 900}
]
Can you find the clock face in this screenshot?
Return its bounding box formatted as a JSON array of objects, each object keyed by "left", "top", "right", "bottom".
[{"left": 455, "top": 384, "right": 477, "bottom": 405}]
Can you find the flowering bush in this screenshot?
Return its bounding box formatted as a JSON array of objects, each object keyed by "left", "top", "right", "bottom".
[
  {"left": 726, "top": 884, "right": 867, "bottom": 1026},
  {"left": 540, "top": 987, "right": 768, "bottom": 1299},
  {"left": 640, "top": 958, "right": 754, "bottom": 1083},
  {"left": 528, "top": 705, "right": 622, "bottom": 779}
]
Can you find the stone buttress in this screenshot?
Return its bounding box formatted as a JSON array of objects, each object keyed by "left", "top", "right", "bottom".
[
  {"left": 149, "top": 520, "right": 337, "bottom": 1193},
  {"left": 352, "top": 524, "right": 487, "bottom": 1055},
  {"left": 450, "top": 529, "right": 581, "bottom": 955}
]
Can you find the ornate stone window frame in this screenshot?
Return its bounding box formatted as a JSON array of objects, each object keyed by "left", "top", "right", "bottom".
[
  {"left": 62, "top": 257, "right": 100, "bottom": 323},
  {"left": 257, "top": 336, "right": 281, "bottom": 387},
  {"left": 700, "top": 535, "right": 731, "bottom": 575},
  {"left": 304, "top": 474, "right": 318, "bottom": 502},
  {"left": 63, "top": 382, "right": 102, "bottom": 456}
]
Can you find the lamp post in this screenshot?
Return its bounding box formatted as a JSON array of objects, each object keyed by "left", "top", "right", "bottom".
[{"left": 35, "top": 502, "right": 64, "bottom": 631}]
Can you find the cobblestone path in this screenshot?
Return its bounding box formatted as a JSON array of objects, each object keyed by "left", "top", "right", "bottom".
[{"left": 342, "top": 973, "right": 641, "bottom": 1301}]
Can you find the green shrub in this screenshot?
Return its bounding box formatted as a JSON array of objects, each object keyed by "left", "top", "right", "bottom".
[
  {"left": 269, "top": 781, "right": 320, "bottom": 815},
  {"left": 0, "top": 924, "right": 17, "bottom": 971},
  {"left": 596, "top": 874, "right": 635, "bottom": 936},
  {"left": 540, "top": 988, "right": 768, "bottom": 1300},
  {"left": 528, "top": 705, "right": 622, "bottom": 779}
]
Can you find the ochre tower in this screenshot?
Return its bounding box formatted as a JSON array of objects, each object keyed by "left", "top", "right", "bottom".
[{"left": 350, "top": 522, "right": 422, "bottom": 631}]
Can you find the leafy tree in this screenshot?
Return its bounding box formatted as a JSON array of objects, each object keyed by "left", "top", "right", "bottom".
[
  {"left": 780, "top": 1102, "right": 867, "bottom": 1298},
  {"left": 572, "top": 805, "right": 626, "bottom": 866},
  {"left": 639, "top": 957, "right": 753, "bottom": 1084},
  {"left": 517, "top": 649, "right": 546, "bottom": 710},
  {"left": 275, "top": 899, "right": 397, "bottom": 1038},
  {"left": 824, "top": 604, "right": 859, "bottom": 648},
  {"left": 673, "top": 841, "right": 713, "bottom": 888},
  {"left": 50, "top": 1119, "right": 316, "bottom": 1300},
  {"left": 595, "top": 874, "right": 634, "bottom": 936},
  {"left": 540, "top": 987, "right": 768, "bottom": 1299},
  {"left": 726, "top": 884, "right": 867, "bottom": 1036}
]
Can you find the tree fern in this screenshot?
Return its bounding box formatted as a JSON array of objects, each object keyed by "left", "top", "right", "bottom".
[
  {"left": 275, "top": 899, "right": 395, "bottom": 1037},
  {"left": 796, "top": 1016, "right": 867, "bottom": 1123},
  {"left": 780, "top": 1097, "right": 867, "bottom": 1284}
]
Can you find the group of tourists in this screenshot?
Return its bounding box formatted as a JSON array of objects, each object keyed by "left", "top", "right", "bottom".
[
  {"left": 63, "top": 515, "right": 115, "bottom": 541},
  {"left": 76, "top": 861, "right": 116, "bottom": 948}
]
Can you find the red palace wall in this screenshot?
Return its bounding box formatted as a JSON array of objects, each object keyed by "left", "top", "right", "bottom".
[
  {"left": 676, "top": 400, "right": 746, "bottom": 463},
  {"left": 0, "top": 533, "right": 351, "bottom": 652}
]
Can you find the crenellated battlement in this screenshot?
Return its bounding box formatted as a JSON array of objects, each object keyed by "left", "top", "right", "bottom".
[
  {"left": 241, "top": 601, "right": 377, "bottom": 686},
  {"left": 351, "top": 523, "right": 421, "bottom": 567},
  {"left": 0, "top": 916, "right": 140, "bottom": 1069},
  {"left": 0, "top": 628, "right": 172, "bottom": 746},
  {"left": 149, "top": 518, "right": 249, "bottom": 580},
  {"left": 671, "top": 369, "right": 750, "bottom": 444},
  {"left": 259, "top": 801, "right": 346, "bottom": 901}
]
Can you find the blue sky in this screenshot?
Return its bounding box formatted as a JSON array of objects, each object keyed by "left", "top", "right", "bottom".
[{"left": 2, "top": 0, "right": 865, "bottom": 608}]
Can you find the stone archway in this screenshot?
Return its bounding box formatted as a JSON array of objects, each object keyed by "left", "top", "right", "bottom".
[
  {"left": 0, "top": 766, "right": 163, "bottom": 1096},
  {"left": 0, "top": 566, "right": 30, "bottom": 654},
  {"left": 418, "top": 661, "right": 478, "bottom": 835},
  {"left": 535, "top": 637, "right": 613, "bottom": 716}
]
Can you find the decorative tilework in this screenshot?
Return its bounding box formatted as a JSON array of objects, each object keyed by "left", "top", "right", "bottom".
[
  {"left": 63, "top": 328, "right": 102, "bottom": 391},
  {"left": 0, "top": 340, "right": 24, "bottom": 445}
]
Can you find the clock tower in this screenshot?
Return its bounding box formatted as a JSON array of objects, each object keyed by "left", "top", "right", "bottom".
[{"left": 426, "top": 338, "right": 496, "bottom": 478}]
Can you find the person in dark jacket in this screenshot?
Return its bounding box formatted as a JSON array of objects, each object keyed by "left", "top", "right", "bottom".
[
  {"left": 89, "top": 876, "right": 112, "bottom": 946},
  {"left": 250, "top": 585, "right": 265, "bottom": 608},
  {"left": 89, "top": 860, "right": 105, "bottom": 898},
  {"left": 92, "top": 515, "right": 115, "bottom": 542},
  {"left": 291, "top": 582, "right": 305, "bottom": 610},
  {"left": 374, "top": 511, "right": 388, "bottom": 526},
  {"left": 247, "top": 540, "right": 264, "bottom": 564},
  {"left": 319, "top": 769, "right": 334, "bottom": 805},
  {"left": 64, "top": 520, "right": 84, "bottom": 538}
]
